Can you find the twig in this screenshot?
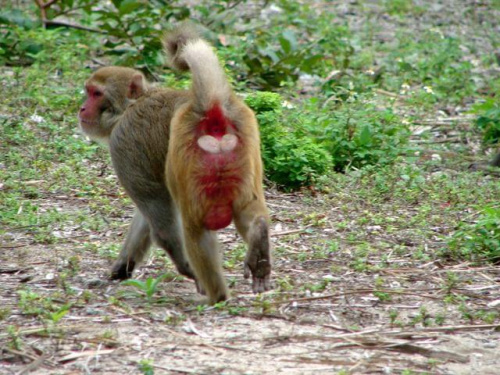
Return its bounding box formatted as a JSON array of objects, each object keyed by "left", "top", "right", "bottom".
[
  {"left": 3, "top": 347, "right": 39, "bottom": 362},
  {"left": 408, "top": 324, "right": 500, "bottom": 333},
  {"left": 0, "top": 244, "right": 30, "bottom": 249},
  {"left": 271, "top": 228, "right": 306, "bottom": 237},
  {"left": 411, "top": 137, "right": 463, "bottom": 144},
  {"left": 388, "top": 343, "right": 468, "bottom": 363},
  {"left": 274, "top": 288, "right": 442, "bottom": 305},
  {"left": 17, "top": 355, "right": 46, "bottom": 375},
  {"left": 0, "top": 267, "right": 31, "bottom": 273},
  {"left": 58, "top": 349, "right": 115, "bottom": 363},
  {"left": 34, "top": 0, "right": 57, "bottom": 27},
  {"left": 152, "top": 364, "right": 199, "bottom": 374},
  {"left": 44, "top": 20, "right": 105, "bottom": 33},
  {"left": 373, "top": 88, "right": 400, "bottom": 98},
  {"left": 221, "top": 228, "right": 306, "bottom": 243},
  {"left": 0, "top": 325, "right": 85, "bottom": 339}
]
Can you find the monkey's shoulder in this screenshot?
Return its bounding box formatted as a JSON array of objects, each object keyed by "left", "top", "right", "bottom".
[{"left": 134, "top": 88, "right": 190, "bottom": 110}]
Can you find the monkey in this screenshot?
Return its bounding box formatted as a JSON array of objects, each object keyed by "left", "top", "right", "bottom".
[
  {"left": 79, "top": 66, "right": 197, "bottom": 284},
  {"left": 78, "top": 27, "right": 271, "bottom": 304}
]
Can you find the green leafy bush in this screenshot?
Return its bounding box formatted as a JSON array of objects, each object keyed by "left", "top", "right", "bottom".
[
  {"left": 89, "top": 1, "right": 191, "bottom": 68},
  {"left": 0, "top": 9, "right": 41, "bottom": 65},
  {"left": 245, "top": 91, "right": 409, "bottom": 188},
  {"left": 246, "top": 92, "right": 332, "bottom": 189},
  {"left": 234, "top": 12, "right": 352, "bottom": 89},
  {"left": 300, "top": 97, "right": 410, "bottom": 171},
  {"left": 472, "top": 99, "right": 500, "bottom": 145},
  {"left": 239, "top": 28, "right": 324, "bottom": 89},
  {"left": 447, "top": 206, "right": 500, "bottom": 263}
]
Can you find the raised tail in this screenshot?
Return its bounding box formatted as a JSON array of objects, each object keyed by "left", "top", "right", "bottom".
[{"left": 164, "top": 25, "right": 231, "bottom": 114}]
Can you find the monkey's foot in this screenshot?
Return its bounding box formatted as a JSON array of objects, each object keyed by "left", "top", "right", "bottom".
[
  {"left": 110, "top": 260, "right": 136, "bottom": 280},
  {"left": 244, "top": 258, "right": 272, "bottom": 293},
  {"left": 195, "top": 280, "right": 206, "bottom": 295}
]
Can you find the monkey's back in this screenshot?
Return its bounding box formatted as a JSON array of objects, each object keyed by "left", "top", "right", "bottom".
[{"left": 109, "top": 88, "right": 190, "bottom": 201}]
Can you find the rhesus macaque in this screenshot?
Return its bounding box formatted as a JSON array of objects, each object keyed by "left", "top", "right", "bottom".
[{"left": 78, "top": 26, "right": 271, "bottom": 304}]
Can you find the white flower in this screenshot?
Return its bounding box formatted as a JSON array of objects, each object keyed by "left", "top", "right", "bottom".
[
  {"left": 30, "top": 114, "right": 45, "bottom": 123},
  {"left": 431, "top": 154, "right": 442, "bottom": 161}
]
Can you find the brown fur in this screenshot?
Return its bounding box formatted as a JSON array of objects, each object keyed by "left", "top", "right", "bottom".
[{"left": 78, "top": 26, "right": 271, "bottom": 304}]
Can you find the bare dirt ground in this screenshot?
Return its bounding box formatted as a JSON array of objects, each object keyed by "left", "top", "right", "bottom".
[
  {"left": 1, "top": 185, "right": 499, "bottom": 374},
  {"left": 2, "top": 1, "right": 500, "bottom": 374}
]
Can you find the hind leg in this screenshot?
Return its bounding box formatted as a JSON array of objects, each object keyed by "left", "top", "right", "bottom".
[
  {"left": 181, "top": 221, "right": 228, "bottom": 304},
  {"left": 234, "top": 199, "right": 272, "bottom": 293}
]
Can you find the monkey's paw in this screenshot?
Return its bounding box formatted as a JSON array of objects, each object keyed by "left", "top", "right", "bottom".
[
  {"left": 110, "top": 260, "right": 135, "bottom": 280},
  {"left": 244, "top": 258, "right": 272, "bottom": 293}
]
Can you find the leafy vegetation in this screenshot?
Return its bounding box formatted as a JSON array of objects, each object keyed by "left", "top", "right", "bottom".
[
  {"left": 472, "top": 98, "right": 500, "bottom": 146},
  {"left": 245, "top": 92, "right": 332, "bottom": 188},
  {"left": 447, "top": 206, "right": 500, "bottom": 263},
  {"left": 1, "top": 2, "right": 500, "bottom": 372}
]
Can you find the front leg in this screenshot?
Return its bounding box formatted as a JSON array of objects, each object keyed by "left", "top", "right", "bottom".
[
  {"left": 111, "top": 210, "right": 151, "bottom": 280},
  {"left": 234, "top": 200, "right": 272, "bottom": 293}
]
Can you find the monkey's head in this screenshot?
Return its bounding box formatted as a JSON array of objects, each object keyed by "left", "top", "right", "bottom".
[{"left": 78, "top": 66, "right": 148, "bottom": 142}]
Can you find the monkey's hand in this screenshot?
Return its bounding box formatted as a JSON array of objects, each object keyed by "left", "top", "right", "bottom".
[{"left": 244, "top": 254, "right": 272, "bottom": 293}]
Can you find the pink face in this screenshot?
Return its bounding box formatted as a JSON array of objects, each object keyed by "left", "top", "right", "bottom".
[{"left": 78, "top": 84, "right": 105, "bottom": 135}]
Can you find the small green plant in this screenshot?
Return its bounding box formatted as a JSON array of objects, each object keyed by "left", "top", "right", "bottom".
[
  {"left": 373, "top": 277, "right": 392, "bottom": 302},
  {"left": 0, "top": 308, "right": 11, "bottom": 321},
  {"left": 389, "top": 309, "right": 400, "bottom": 325},
  {"left": 441, "top": 272, "right": 459, "bottom": 295},
  {"left": 253, "top": 294, "right": 274, "bottom": 314},
  {"left": 138, "top": 359, "right": 155, "bottom": 375},
  {"left": 447, "top": 206, "right": 500, "bottom": 263},
  {"left": 472, "top": 99, "right": 500, "bottom": 145},
  {"left": 164, "top": 311, "right": 186, "bottom": 325},
  {"left": 196, "top": 304, "right": 208, "bottom": 313},
  {"left": 434, "top": 313, "right": 446, "bottom": 326},
  {"left": 48, "top": 304, "right": 70, "bottom": 323},
  {"left": 411, "top": 306, "right": 431, "bottom": 327},
  {"left": 7, "top": 325, "right": 23, "bottom": 350},
  {"left": 240, "top": 28, "right": 325, "bottom": 88},
  {"left": 121, "top": 273, "right": 173, "bottom": 303},
  {"left": 224, "top": 244, "right": 246, "bottom": 269},
  {"left": 18, "top": 289, "right": 48, "bottom": 316}
]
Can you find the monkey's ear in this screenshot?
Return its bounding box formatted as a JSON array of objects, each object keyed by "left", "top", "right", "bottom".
[{"left": 127, "top": 74, "right": 146, "bottom": 99}]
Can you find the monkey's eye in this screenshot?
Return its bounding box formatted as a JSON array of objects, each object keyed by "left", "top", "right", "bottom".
[{"left": 93, "top": 91, "right": 103, "bottom": 98}]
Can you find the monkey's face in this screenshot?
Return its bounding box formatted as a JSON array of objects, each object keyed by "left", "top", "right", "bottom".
[
  {"left": 79, "top": 83, "right": 104, "bottom": 134},
  {"left": 78, "top": 68, "right": 147, "bottom": 143},
  {"left": 78, "top": 82, "right": 115, "bottom": 142}
]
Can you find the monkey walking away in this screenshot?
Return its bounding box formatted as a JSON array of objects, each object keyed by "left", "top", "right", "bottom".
[{"left": 78, "top": 26, "right": 272, "bottom": 304}]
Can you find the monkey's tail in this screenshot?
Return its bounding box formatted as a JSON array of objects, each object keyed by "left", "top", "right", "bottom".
[{"left": 164, "top": 26, "right": 231, "bottom": 114}]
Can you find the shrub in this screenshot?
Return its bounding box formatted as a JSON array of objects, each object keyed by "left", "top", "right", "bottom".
[
  {"left": 245, "top": 92, "right": 332, "bottom": 189},
  {"left": 300, "top": 97, "right": 410, "bottom": 171}
]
